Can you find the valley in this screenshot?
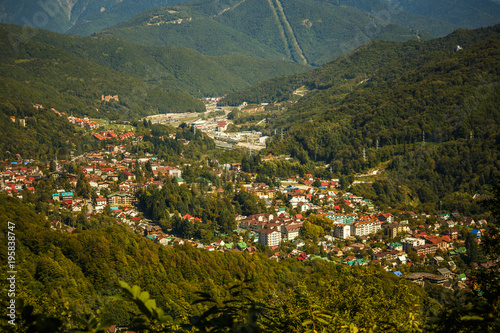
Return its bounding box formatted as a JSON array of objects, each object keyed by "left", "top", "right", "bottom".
[{"left": 0, "top": 2, "right": 499, "bottom": 332}]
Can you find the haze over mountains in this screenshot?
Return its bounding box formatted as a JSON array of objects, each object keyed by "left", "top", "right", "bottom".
[
  {"left": 0, "top": 0, "right": 193, "bottom": 35},
  {"left": 1, "top": 0, "right": 500, "bottom": 66}
]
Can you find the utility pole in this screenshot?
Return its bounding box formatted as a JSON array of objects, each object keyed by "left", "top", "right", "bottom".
[
  {"left": 376, "top": 139, "right": 379, "bottom": 151},
  {"left": 281, "top": 128, "right": 284, "bottom": 140},
  {"left": 363, "top": 148, "right": 366, "bottom": 162}
]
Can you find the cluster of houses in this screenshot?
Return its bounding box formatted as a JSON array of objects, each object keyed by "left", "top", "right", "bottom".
[
  {"left": 101, "top": 95, "right": 119, "bottom": 102},
  {"left": 77, "top": 150, "right": 183, "bottom": 193},
  {"left": 236, "top": 213, "right": 303, "bottom": 246},
  {"left": 0, "top": 162, "right": 41, "bottom": 197},
  {"left": 68, "top": 115, "right": 100, "bottom": 130},
  {"left": 0, "top": 140, "right": 493, "bottom": 292},
  {"left": 92, "top": 131, "right": 137, "bottom": 141}
]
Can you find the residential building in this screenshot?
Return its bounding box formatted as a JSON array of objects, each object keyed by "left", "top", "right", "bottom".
[
  {"left": 333, "top": 224, "right": 350, "bottom": 239},
  {"left": 443, "top": 228, "right": 459, "bottom": 241},
  {"left": 411, "top": 244, "right": 438, "bottom": 256},
  {"left": 350, "top": 219, "right": 381, "bottom": 237},
  {"left": 377, "top": 213, "right": 395, "bottom": 223},
  {"left": 108, "top": 192, "right": 136, "bottom": 206},
  {"left": 384, "top": 223, "right": 406, "bottom": 238},
  {"left": 282, "top": 224, "right": 301, "bottom": 241},
  {"left": 258, "top": 229, "right": 281, "bottom": 246},
  {"left": 402, "top": 237, "right": 426, "bottom": 253},
  {"left": 327, "top": 213, "right": 357, "bottom": 225}
]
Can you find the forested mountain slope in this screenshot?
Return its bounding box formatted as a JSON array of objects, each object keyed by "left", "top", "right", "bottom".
[
  {"left": 1, "top": 23, "right": 309, "bottom": 98},
  {"left": 0, "top": 25, "right": 205, "bottom": 120},
  {"left": 225, "top": 25, "right": 500, "bottom": 213},
  {"left": 0, "top": 193, "right": 430, "bottom": 332},
  {"left": 97, "top": 0, "right": 436, "bottom": 65},
  {"left": 0, "top": 0, "right": 192, "bottom": 35},
  {"left": 221, "top": 25, "right": 500, "bottom": 106}
]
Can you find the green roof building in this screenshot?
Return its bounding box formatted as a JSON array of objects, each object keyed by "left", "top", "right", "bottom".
[{"left": 237, "top": 242, "right": 247, "bottom": 250}]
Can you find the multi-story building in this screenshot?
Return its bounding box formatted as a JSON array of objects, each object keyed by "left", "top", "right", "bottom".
[
  {"left": 333, "top": 224, "right": 351, "bottom": 239},
  {"left": 401, "top": 237, "right": 426, "bottom": 253},
  {"left": 350, "top": 219, "right": 381, "bottom": 237},
  {"left": 108, "top": 192, "right": 136, "bottom": 206},
  {"left": 327, "top": 213, "right": 357, "bottom": 225},
  {"left": 377, "top": 213, "right": 394, "bottom": 223},
  {"left": 282, "top": 224, "right": 301, "bottom": 241},
  {"left": 411, "top": 244, "right": 438, "bottom": 256},
  {"left": 258, "top": 229, "right": 281, "bottom": 246},
  {"left": 443, "top": 228, "right": 459, "bottom": 241},
  {"left": 384, "top": 223, "right": 406, "bottom": 238}
]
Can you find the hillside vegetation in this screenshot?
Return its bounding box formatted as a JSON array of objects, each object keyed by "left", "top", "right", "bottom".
[
  {"left": 0, "top": 25, "right": 205, "bottom": 120},
  {"left": 0, "top": 0, "right": 192, "bottom": 34},
  {"left": 0, "top": 194, "right": 446, "bottom": 331},
  {"left": 97, "top": 0, "right": 436, "bottom": 65},
  {"left": 1, "top": 23, "right": 309, "bottom": 100},
  {"left": 222, "top": 25, "right": 500, "bottom": 213},
  {"left": 221, "top": 25, "right": 500, "bottom": 106}
]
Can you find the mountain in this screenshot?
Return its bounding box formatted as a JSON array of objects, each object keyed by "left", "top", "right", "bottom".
[
  {"left": 220, "top": 24, "right": 500, "bottom": 107},
  {"left": 0, "top": 0, "right": 192, "bottom": 35},
  {"left": 0, "top": 24, "right": 205, "bottom": 120},
  {"left": 1, "top": 24, "right": 309, "bottom": 98},
  {"left": 221, "top": 25, "right": 500, "bottom": 212},
  {"left": 97, "top": 0, "right": 436, "bottom": 66},
  {"left": 395, "top": 0, "right": 500, "bottom": 28},
  {"left": 2, "top": 25, "right": 309, "bottom": 109},
  {"left": 97, "top": 0, "right": 500, "bottom": 66}
]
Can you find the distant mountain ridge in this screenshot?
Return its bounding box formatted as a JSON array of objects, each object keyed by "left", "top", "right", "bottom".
[
  {"left": 2, "top": 0, "right": 499, "bottom": 66},
  {"left": 98, "top": 0, "right": 440, "bottom": 65},
  {"left": 0, "top": 0, "right": 192, "bottom": 35},
  {"left": 95, "top": 0, "right": 500, "bottom": 66}
]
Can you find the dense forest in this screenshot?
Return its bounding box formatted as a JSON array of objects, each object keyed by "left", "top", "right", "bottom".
[
  {"left": 221, "top": 25, "right": 500, "bottom": 106},
  {"left": 0, "top": 102, "right": 98, "bottom": 160},
  {"left": 217, "top": 25, "right": 500, "bottom": 214},
  {"left": 0, "top": 25, "right": 205, "bottom": 120},
  {"left": 96, "top": 0, "right": 441, "bottom": 66},
  {"left": 1, "top": 24, "right": 309, "bottom": 99},
  {"left": 0, "top": 192, "right": 499, "bottom": 332}
]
